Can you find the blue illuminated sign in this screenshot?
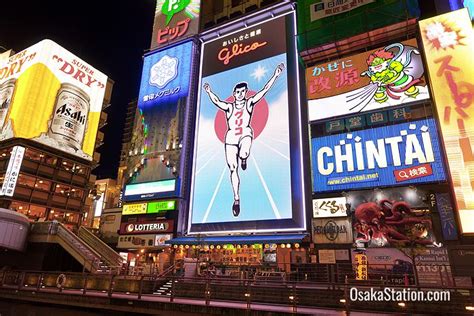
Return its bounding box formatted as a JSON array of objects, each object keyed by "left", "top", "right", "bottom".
[
  {"left": 312, "top": 118, "right": 446, "bottom": 192},
  {"left": 138, "top": 41, "right": 193, "bottom": 109}
]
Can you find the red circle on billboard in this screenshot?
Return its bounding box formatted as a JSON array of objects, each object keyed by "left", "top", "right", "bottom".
[{"left": 214, "top": 91, "right": 269, "bottom": 143}]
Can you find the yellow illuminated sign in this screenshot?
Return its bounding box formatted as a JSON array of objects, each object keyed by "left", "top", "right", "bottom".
[
  {"left": 122, "top": 203, "right": 147, "bottom": 215},
  {"left": 419, "top": 9, "right": 474, "bottom": 233},
  {"left": 0, "top": 39, "right": 107, "bottom": 161}
]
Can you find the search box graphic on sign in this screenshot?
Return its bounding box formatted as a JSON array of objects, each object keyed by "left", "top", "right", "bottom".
[{"left": 394, "top": 164, "right": 433, "bottom": 182}]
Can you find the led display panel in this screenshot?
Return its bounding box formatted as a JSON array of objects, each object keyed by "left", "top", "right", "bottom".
[
  {"left": 312, "top": 119, "right": 446, "bottom": 192},
  {"left": 0, "top": 40, "right": 108, "bottom": 160},
  {"left": 306, "top": 38, "right": 430, "bottom": 122},
  {"left": 188, "top": 9, "right": 307, "bottom": 234},
  {"left": 419, "top": 8, "right": 474, "bottom": 234}
]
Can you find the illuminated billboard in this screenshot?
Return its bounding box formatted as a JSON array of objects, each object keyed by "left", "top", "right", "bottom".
[
  {"left": 150, "top": 0, "right": 200, "bottom": 50},
  {"left": 127, "top": 41, "right": 197, "bottom": 197},
  {"left": 306, "top": 38, "right": 430, "bottom": 122},
  {"left": 312, "top": 119, "right": 446, "bottom": 192},
  {"left": 188, "top": 10, "right": 307, "bottom": 234},
  {"left": 0, "top": 40, "right": 107, "bottom": 160},
  {"left": 123, "top": 179, "right": 179, "bottom": 202},
  {"left": 138, "top": 41, "right": 193, "bottom": 109},
  {"left": 419, "top": 8, "right": 474, "bottom": 234}
]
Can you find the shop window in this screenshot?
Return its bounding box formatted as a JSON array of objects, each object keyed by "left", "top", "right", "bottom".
[
  {"left": 54, "top": 184, "right": 73, "bottom": 196},
  {"left": 69, "top": 188, "right": 84, "bottom": 199},
  {"left": 43, "top": 154, "right": 57, "bottom": 166},
  {"left": 27, "top": 205, "right": 47, "bottom": 220},
  {"left": 10, "top": 201, "right": 29, "bottom": 214},
  {"left": 49, "top": 210, "right": 65, "bottom": 221},
  {"left": 24, "top": 148, "right": 42, "bottom": 162},
  {"left": 72, "top": 163, "right": 87, "bottom": 175},
  {"left": 65, "top": 212, "right": 80, "bottom": 224},
  {"left": 60, "top": 159, "right": 74, "bottom": 171},
  {"left": 17, "top": 173, "right": 36, "bottom": 189},
  {"left": 0, "top": 147, "right": 11, "bottom": 159},
  {"left": 35, "top": 178, "right": 52, "bottom": 191}
]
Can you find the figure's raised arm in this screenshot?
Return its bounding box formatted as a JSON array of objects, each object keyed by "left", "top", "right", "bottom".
[
  {"left": 203, "top": 83, "right": 231, "bottom": 112},
  {"left": 249, "top": 63, "right": 284, "bottom": 106}
]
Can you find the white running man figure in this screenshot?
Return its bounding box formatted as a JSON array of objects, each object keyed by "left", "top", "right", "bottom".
[{"left": 203, "top": 63, "right": 285, "bottom": 217}]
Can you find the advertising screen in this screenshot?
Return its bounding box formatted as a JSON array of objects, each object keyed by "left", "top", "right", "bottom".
[
  {"left": 189, "top": 10, "right": 306, "bottom": 233},
  {"left": 0, "top": 40, "right": 107, "bottom": 160},
  {"left": 312, "top": 118, "right": 446, "bottom": 192},
  {"left": 419, "top": 9, "right": 474, "bottom": 234},
  {"left": 123, "top": 179, "right": 179, "bottom": 202},
  {"left": 126, "top": 41, "right": 197, "bottom": 198},
  {"left": 150, "top": 0, "right": 200, "bottom": 50},
  {"left": 306, "top": 38, "right": 430, "bottom": 122}
]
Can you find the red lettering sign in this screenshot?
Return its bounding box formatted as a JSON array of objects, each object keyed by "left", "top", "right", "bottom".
[{"left": 218, "top": 41, "right": 268, "bottom": 65}]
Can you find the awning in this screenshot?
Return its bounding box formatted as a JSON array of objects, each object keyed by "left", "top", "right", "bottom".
[{"left": 167, "top": 234, "right": 307, "bottom": 245}]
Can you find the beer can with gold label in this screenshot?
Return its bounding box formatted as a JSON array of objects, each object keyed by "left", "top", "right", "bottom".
[
  {"left": 48, "top": 83, "right": 90, "bottom": 151},
  {"left": 0, "top": 78, "right": 16, "bottom": 128}
]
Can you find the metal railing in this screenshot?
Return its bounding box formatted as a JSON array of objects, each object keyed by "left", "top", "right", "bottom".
[
  {"left": 30, "top": 222, "right": 120, "bottom": 274},
  {"left": 77, "top": 226, "right": 123, "bottom": 268},
  {"left": 0, "top": 267, "right": 472, "bottom": 315}
]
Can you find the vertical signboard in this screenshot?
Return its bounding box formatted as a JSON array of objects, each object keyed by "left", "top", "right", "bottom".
[
  {"left": 150, "top": 0, "right": 201, "bottom": 50},
  {"left": 127, "top": 41, "right": 196, "bottom": 199},
  {"left": 419, "top": 9, "right": 474, "bottom": 233},
  {"left": 305, "top": 39, "right": 429, "bottom": 122},
  {"left": 189, "top": 9, "right": 306, "bottom": 233},
  {"left": 0, "top": 146, "right": 25, "bottom": 196},
  {"left": 0, "top": 40, "right": 107, "bottom": 160}
]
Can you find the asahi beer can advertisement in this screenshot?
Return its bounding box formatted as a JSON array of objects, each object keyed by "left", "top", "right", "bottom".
[
  {"left": 0, "top": 39, "right": 108, "bottom": 161},
  {"left": 188, "top": 11, "right": 307, "bottom": 234}
]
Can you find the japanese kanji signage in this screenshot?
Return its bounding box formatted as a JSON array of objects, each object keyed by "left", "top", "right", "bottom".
[
  {"left": 313, "top": 197, "right": 347, "bottom": 218},
  {"left": 0, "top": 146, "right": 25, "bottom": 197},
  {"left": 138, "top": 41, "right": 194, "bottom": 109},
  {"left": 306, "top": 38, "right": 430, "bottom": 122},
  {"left": 419, "top": 9, "right": 474, "bottom": 234},
  {"left": 150, "top": 0, "right": 200, "bottom": 50},
  {"left": 310, "top": 0, "right": 374, "bottom": 21},
  {"left": 312, "top": 119, "right": 446, "bottom": 192},
  {"left": 436, "top": 193, "right": 458, "bottom": 240}
]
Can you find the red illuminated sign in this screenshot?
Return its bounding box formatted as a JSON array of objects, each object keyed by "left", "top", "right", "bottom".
[
  {"left": 394, "top": 163, "right": 433, "bottom": 182},
  {"left": 218, "top": 41, "right": 268, "bottom": 65},
  {"left": 119, "top": 220, "right": 174, "bottom": 235}
]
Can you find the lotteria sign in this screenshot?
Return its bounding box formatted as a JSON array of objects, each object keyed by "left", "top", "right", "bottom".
[
  {"left": 312, "top": 118, "right": 446, "bottom": 192},
  {"left": 119, "top": 220, "right": 174, "bottom": 234}
]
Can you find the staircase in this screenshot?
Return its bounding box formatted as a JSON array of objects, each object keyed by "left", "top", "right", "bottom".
[
  {"left": 153, "top": 279, "right": 173, "bottom": 296},
  {"left": 29, "top": 222, "right": 122, "bottom": 274},
  {"left": 77, "top": 226, "right": 123, "bottom": 272}
]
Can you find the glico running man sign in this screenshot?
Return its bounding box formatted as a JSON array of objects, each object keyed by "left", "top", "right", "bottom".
[
  {"left": 188, "top": 8, "right": 307, "bottom": 234},
  {"left": 312, "top": 118, "right": 446, "bottom": 192}
]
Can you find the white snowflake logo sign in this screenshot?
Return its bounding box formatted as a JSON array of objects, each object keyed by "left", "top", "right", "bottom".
[{"left": 150, "top": 55, "right": 179, "bottom": 88}]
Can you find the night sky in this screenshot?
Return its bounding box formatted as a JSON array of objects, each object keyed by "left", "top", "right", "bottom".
[{"left": 1, "top": 0, "right": 157, "bottom": 179}]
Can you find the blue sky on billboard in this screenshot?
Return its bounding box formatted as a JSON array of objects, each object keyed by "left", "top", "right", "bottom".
[
  {"left": 312, "top": 118, "right": 446, "bottom": 192},
  {"left": 138, "top": 41, "right": 193, "bottom": 109}
]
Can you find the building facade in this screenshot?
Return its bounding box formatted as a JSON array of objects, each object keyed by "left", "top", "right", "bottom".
[{"left": 0, "top": 40, "right": 113, "bottom": 230}]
